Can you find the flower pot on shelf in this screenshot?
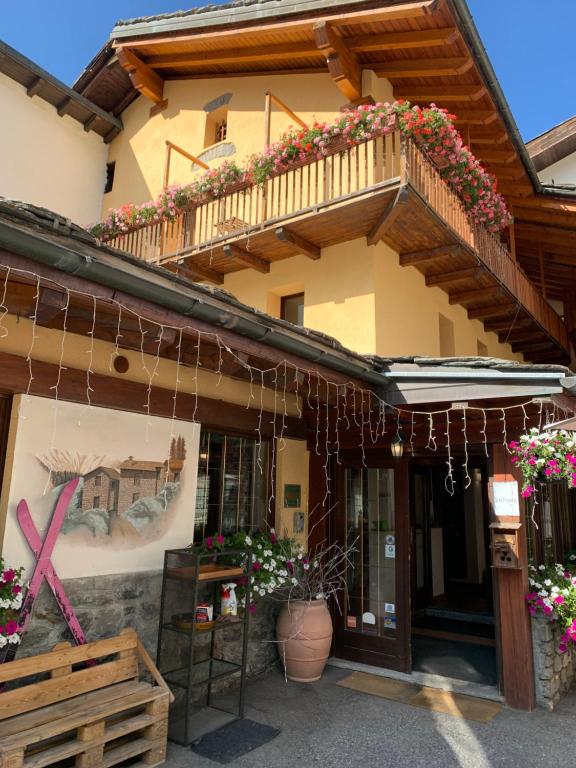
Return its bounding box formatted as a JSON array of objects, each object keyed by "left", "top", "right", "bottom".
[{"left": 276, "top": 598, "right": 333, "bottom": 683}]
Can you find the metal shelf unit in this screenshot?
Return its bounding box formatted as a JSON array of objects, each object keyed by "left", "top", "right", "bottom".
[{"left": 157, "top": 547, "right": 251, "bottom": 745}]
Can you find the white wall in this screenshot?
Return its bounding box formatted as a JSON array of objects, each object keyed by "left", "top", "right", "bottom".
[
  {"left": 537, "top": 152, "right": 576, "bottom": 186},
  {"left": 0, "top": 73, "right": 108, "bottom": 226}
]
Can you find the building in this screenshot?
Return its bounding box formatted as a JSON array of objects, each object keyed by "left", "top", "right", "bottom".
[
  {"left": 0, "top": 40, "right": 119, "bottom": 225},
  {"left": 1, "top": 1, "right": 576, "bottom": 713},
  {"left": 80, "top": 466, "right": 120, "bottom": 512}
]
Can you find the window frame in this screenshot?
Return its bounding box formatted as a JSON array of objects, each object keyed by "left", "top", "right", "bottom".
[{"left": 280, "top": 292, "right": 305, "bottom": 326}]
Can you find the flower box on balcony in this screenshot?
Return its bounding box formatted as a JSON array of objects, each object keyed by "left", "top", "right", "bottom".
[{"left": 223, "top": 179, "right": 252, "bottom": 195}]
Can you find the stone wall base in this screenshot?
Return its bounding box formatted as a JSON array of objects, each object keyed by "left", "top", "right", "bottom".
[
  {"left": 17, "top": 570, "right": 280, "bottom": 680},
  {"left": 532, "top": 616, "right": 576, "bottom": 710}
]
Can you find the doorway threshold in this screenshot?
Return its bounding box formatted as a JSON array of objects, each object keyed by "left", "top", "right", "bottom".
[{"left": 327, "top": 658, "right": 503, "bottom": 704}]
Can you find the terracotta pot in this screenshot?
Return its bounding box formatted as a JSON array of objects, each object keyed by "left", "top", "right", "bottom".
[{"left": 276, "top": 599, "right": 333, "bottom": 683}]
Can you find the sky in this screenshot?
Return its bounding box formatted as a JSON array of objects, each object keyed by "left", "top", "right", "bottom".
[{"left": 1, "top": 1, "right": 574, "bottom": 141}]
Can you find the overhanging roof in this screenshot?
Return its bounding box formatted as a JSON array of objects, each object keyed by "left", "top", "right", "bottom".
[
  {"left": 0, "top": 198, "right": 571, "bottom": 408},
  {"left": 527, "top": 115, "right": 576, "bottom": 172},
  {"left": 0, "top": 39, "right": 122, "bottom": 143}
]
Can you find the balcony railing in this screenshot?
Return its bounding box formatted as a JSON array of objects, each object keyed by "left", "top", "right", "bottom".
[{"left": 106, "top": 129, "right": 569, "bottom": 356}]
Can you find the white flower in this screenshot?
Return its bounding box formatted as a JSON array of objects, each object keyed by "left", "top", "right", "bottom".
[
  {"left": 544, "top": 579, "right": 552, "bottom": 587},
  {"left": 303, "top": 563, "right": 310, "bottom": 571},
  {"left": 0, "top": 636, "right": 6, "bottom": 648},
  {"left": 270, "top": 528, "right": 276, "bottom": 535},
  {"left": 315, "top": 593, "right": 324, "bottom": 600},
  {"left": 7, "top": 633, "right": 20, "bottom": 645},
  {"left": 538, "top": 590, "right": 548, "bottom": 597},
  {"left": 539, "top": 565, "right": 546, "bottom": 571},
  {"left": 291, "top": 578, "right": 298, "bottom": 586},
  {"left": 245, "top": 536, "right": 252, "bottom": 546},
  {"left": 570, "top": 555, "right": 576, "bottom": 561}
]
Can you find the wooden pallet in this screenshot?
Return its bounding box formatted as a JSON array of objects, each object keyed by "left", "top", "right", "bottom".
[{"left": 0, "top": 629, "right": 172, "bottom": 768}]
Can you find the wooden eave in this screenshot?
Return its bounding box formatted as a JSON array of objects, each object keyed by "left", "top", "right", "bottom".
[{"left": 103, "top": 0, "right": 527, "bottom": 184}]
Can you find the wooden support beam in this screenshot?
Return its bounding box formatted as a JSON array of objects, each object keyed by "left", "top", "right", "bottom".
[
  {"left": 474, "top": 149, "right": 516, "bottom": 164},
  {"left": 399, "top": 244, "right": 461, "bottom": 266},
  {"left": 499, "top": 328, "right": 545, "bottom": 345},
  {"left": 266, "top": 91, "right": 308, "bottom": 130},
  {"left": 275, "top": 227, "right": 321, "bottom": 260},
  {"left": 449, "top": 287, "right": 501, "bottom": 305},
  {"left": 346, "top": 27, "right": 458, "bottom": 52},
  {"left": 223, "top": 244, "right": 270, "bottom": 274},
  {"left": 146, "top": 42, "right": 320, "bottom": 69},
  {"left": 490, "top": 167, "right": 527, "bottom": 181},
  {"left": 117, "top": 47, "right": 164, "bottom": 105},
  {"left": 313, "top": 21, "right": 361, "bottom": 101},
  {"left": 83, "top": 114, "right": 98, "bottom": 133},
  {"left": 452, "top": 110, "right": 498, "bottom": 126},
  {"left": 425, "top": 267, "right": 480, "bottom": 287},
  {"left": 509, "top": 214, "right": 517, "bottom": 262},
  {"left": 508, "top": 196, "right": 576, "bottom": 215},
  {"left": 484, "top": 317, "right": 531, "bottom": 334},
  {"left": 36, "top": 289, "right": 68, "bottom": 325},
  {"left": 516, "top": 223, "right": 576, "bottom": 249},
  {"left": 26, "top": 77, "right": 44, "bottom": 97},
  {"left": 467, "top": 303, "right": 516, "bottom": 321},
  {"left": 470, "top": 132, "right": 509, "bottom": 145},
  {"left": 367, "top": 189, "right": 408, "bottom": 246},
  {"left": 511, "top": 341, "right": 554, "bottom": 354},
  {"left": 56, "top": 97, "right": 72, "bottom": 117},
  {"left": 169, "top": 260, "right": 224, "bottom": 285},
  {"left": 399, "top": 85, "right": 486, "bottom": 103},
  {"left": 373, "top": 57, "right": 472, "bottom": 78}
]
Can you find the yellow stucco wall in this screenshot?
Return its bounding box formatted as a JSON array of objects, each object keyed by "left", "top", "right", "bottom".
[
  {"left": 224, "top": 237, "right": 524, "bottom": 362},
  {"left": 103, "top": 70, "right": 394, "bottom": 212},
  {"left": 275, "top": 438, "right": 310, "bottom": 546}
]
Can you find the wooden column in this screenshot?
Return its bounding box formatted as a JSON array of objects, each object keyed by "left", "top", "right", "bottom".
[
  {"left": 538, "top": 244, "right": 547, "bottom": 300},
  {"left": 490, "top": 444, "right": 535, "bottom": 710}
]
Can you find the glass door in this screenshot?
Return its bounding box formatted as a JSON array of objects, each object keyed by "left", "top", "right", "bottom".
[{"left": 333, "top": 462, "right": 410, "bottom": 672}]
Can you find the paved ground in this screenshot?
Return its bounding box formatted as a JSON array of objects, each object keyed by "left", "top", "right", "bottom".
[{"left": 165, "top": 666, "right": 576, "bottom": 767}]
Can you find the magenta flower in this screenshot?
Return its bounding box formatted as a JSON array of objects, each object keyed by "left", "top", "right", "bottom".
[
  {"left": 205, "top": 536, "right": 214, "bottom": 549},
  {"left": 5, "top": 621, "right": 18, "bottom": 635},
  {"left": 554, "top": 595, "right": 565, "bottom": 605},
  {"left": 252, "top": 561, "right": 262, "bottom": 571},
  {"left": 216, "top": 534, "right": 225, "bottom": 546}
]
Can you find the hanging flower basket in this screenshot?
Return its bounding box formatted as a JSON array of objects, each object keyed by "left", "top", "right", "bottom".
[{"left": 509, "top": 429, "right": 576, "bottom": 498}]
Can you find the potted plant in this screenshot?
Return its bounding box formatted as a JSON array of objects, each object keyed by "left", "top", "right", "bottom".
[
  {"left": 0, "top": 559, "right": 25, "bottom": 657},
  {"left": 191, "top": 531, "right": 354, "bottom": 683}
]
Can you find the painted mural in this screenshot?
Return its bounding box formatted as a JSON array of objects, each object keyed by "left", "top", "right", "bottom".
[{"left": 2, "top": 396, "right": 200, "bottom": 577}]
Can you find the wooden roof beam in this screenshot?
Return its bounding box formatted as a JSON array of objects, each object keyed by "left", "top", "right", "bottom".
[
  {"left": 399, "top": 244, "right": 461, "bottom": 266},
  {"left": 223, "top": 244, "right": 270, "bottom": 274},
  {"left": 275, "top": 227, "right": 321, "bottom": 260},
  {"left": 26, "top": 76, "right": 44, "bottom": 97},
  {"left": 473, "top": 149, "right": 516, "bottom": 164},
  {"left": 313, "top": 20, "right": 361, "bottom": 101},
  {"left": 168, "top": 260, "right": 224, "bottom": 285},
  {"left": 467, "top": 304, "right": 517, "bottom": 320},
  {"left": 346, "top": 28, "right": 458, "bottom": 53},
  {"left": 373, "top": 58, "right": 473, "bottom": 79},
  {"left": 452, "top": 111, "right": 498, "bottom": 126},
  {"left": 398, "top": 85, "right": 487, "bottom": 103},
  {"left": 425, "top": 267, "right": 481, "bottom": 287},
  {"left": 449, "top": 287, "right": 502, "bottom": 305},
  {"left": 469, "top": 132, "right": 509, "bottom": 145},
  {"left": 508, "top": 196, "right": 576, "bottom": 214},
  {"left": 144, "top": 42, "right": 321, "bottom": 69},
  {"left": 117, "top": 47, "right": 164, "bottom": 105}
]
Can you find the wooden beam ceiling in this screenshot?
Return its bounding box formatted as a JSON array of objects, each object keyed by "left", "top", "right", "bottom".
[
  {"left": 142, "top": 42, "right": 321, "bottom": 69},
  {"left": 398, "top": 85, "right": 486, "bottom": 103},
  {"left": 346, "top": 27, "right": 458, "bottom": 52},
  {"left": 223, "top": 244, "right": 270, "bottom": 273},
  {"left": 275, "top": 227, "right": 321, "bottom": 260},
  {"left": 372, "top": 57, "right": 472, "bottom": 78}
]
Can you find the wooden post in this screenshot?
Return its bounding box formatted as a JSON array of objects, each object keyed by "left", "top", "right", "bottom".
[
  {"left": 563, "top": 289, "right": 576, "bottom": 362},
  {"left": 490, "top": 444, "right": 535, "bottom": 711},
  {"left": 538, "top": 244, "right": 547, "bottom": 299},
  {"left": 162, "top": 141, "right": 172, "bottom": 190},
  {"left": 264, "top": 90, "right": 272, "bottom": 150}
]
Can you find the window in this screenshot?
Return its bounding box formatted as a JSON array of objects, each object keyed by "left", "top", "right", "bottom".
[
  {"left": 438, "top": 313, "right": 455, "bottom": 357},
  {"left": 132, "top": 493, "right": 140, "bottom": 504},
  {"left": 281, "top": 293, "right": 304, "bottom": 326},
  {"left": 104, "top": 162, "right": 115, "bottom": 194},
  {"left": 134, "top": 476, "right": 140, "bottom": 486},
  {"left": 194, "top": 431, "right": 269, "bottom": 541},
  {"left": 94, "top": 475, "right": 102, "bottom": 487},
  {"left": 93, "top": 496, "right": 101, "bottom": 508},
  {"left": 477, "top": 340, "right": 488, "bottom": 356},
  {"left": 204, "top": 105, "right": 229, "bottom": 148}
]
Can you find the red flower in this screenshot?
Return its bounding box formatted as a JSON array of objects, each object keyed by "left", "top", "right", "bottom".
[{"left": 252, "top": 561, "right": 262, "bottom": 571}]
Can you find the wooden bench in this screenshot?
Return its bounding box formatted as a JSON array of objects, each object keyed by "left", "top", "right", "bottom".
[{"left": 0, "top": 628, "right": 173, "bottom": 768}]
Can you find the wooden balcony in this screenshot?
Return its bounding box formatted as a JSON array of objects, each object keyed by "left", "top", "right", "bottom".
[{"left": 107, "top": 131, "right": 570, "bottom": 364}]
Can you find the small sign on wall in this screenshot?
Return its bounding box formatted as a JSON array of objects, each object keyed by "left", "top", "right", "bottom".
[
  {"left": 490, "top": 480, "right": 520, "bottom": 518},
  {"left": 284, "top": 484, "right": 301, "bottom": 508}
]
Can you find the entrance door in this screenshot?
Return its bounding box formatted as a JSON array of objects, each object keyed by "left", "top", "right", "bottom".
[{"left": 333, "top": 460, "right": 410, "bottom": 672}]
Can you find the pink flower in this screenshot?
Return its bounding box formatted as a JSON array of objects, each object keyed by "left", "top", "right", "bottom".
[
  {"left": 216, "top": 534, "right": 225, "bottom": 545},
  {"left": 521, "top": 486, "right": 535, "bottom": 498},
  {"left": 252, "top": 561, "right": 262, "bottom": 571},
  {"left": 248, "top": 603, "right": 257, "bottom": 615},
  {"left": 205, "top": 536, "right": 214, "bottom": 549},
  {"left": 2, "top": 569, "right": 14, "bottom": 583},
  {"left": 12, "top": 585, "right": 21, "bottom": 595},
  {"left": 5, "top": 621, "right": 18, "bottom": 635},
  {"left": 542, "top": 604, "right": 553, "bottom": 615},
  {"left": 554, "top": 595, "right": 565, "bottom": 605}
]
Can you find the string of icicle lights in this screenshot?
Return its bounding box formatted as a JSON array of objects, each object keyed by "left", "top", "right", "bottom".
[{"left": 0, "top": 263, "right": 570, "bottom": 504}]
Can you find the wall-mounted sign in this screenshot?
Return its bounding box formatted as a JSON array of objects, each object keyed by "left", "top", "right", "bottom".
[
  {"left": 284, "top": 484, "right": 301, "bottom": 508},
  {"left": 490, "top": 480, "right": 520, "bottom": 518},
  {"left": 385, "top": 544, "right": 396, "bottom": 559}
]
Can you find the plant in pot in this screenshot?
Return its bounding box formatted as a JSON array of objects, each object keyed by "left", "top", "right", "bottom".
[
  {"left": 192, "top": 530, "right": 354, "bottom": 683},
  {"left": 0, "top": 558, "right": 25, "bottom": 657}
]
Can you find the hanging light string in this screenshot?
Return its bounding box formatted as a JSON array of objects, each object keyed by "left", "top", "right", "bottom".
[
  {"left": 0, "top": 266, "right": 11, "bottom": 339},
  {"left": 0, "top": 263, "right": 564, "bottom": 494}
]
